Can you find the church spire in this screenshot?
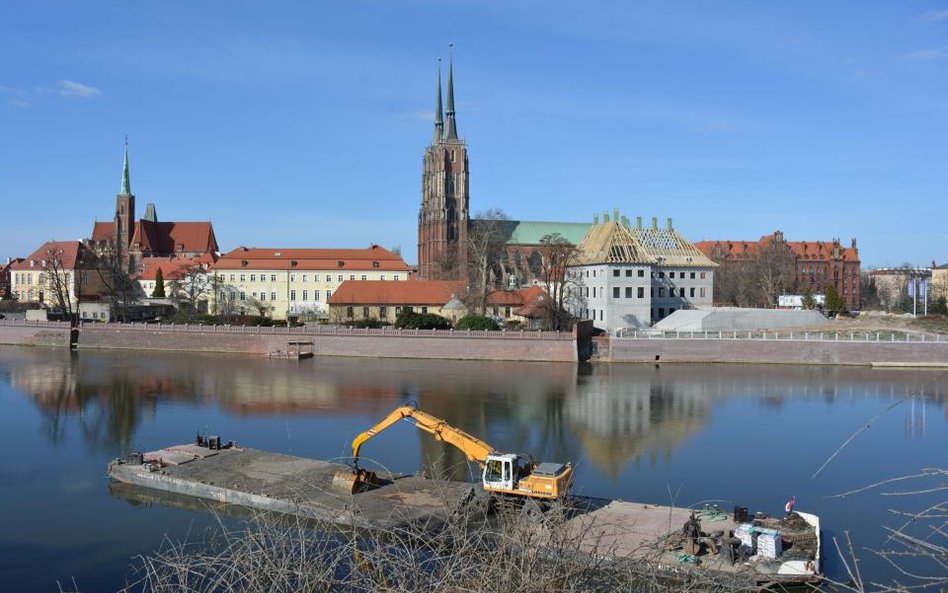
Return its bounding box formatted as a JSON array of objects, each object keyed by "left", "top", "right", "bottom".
[
  {"left": 444, "top": 46, "right": 458, "bottom": 141},
  {"left": 119, "top": 136, "right": 132, "bottom": 196},
  {"left": 433, "top": 60, "right": 444, "bottom": 143}
]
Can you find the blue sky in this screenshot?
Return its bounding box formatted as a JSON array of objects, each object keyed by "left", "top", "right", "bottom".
[{"left": 1, "top": 1, "right": 946, "bottom": 267}]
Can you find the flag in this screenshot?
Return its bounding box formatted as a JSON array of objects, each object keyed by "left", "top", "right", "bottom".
[{"left": 785, "top": 496, "right": 795, "bottom": 514}]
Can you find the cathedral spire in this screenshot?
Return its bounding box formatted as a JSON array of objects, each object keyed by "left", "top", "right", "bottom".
[
  {"left": 444, "top": 46, "right": 458, "bottom": 141},
  {"left": 434, "top": 59, "right": 444, "bottom": 143},
  {"left": 119, "top": 136, "right": 132, "bottom": 196}
]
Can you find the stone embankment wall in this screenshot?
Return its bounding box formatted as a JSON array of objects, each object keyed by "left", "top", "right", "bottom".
[
  {"left": 77, "top": 323, "right": 579, "bottom": 362},
  {"left": 608, "top": 336, "right": 948, "bottom": 366},
  {"left": 0, "top": 320, "right": 72, "bottom": 347}
]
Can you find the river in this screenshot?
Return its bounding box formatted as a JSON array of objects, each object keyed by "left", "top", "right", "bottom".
[{"left": 0, "top": 346, "right": 944, "bottom": 592}]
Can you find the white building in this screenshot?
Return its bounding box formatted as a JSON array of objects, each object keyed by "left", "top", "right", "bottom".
[{"left": 567, "top": 214, "right": 716, "bottom": 333}]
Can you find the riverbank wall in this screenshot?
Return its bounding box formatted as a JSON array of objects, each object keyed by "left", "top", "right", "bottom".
[
  {"left": 605, "top": 332, "right": 948, "bottom": 366},
  {"left": 75, "top": 322, "right": 580, "bottom": 362},
  {"left": 0, "top": 320, "right": 72, "bottom": 347}
]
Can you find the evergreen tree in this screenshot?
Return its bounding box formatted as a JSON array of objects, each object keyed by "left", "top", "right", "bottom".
[
  {"left": 801, "top": 287, "right": 817, "bottom": 310},
  {"left": 930, "top": 296, "right": 948, "bottom": 316},
  {"left": 152, "top": 268, "right": 166, "bottom": 298},
  {"left": 824, "top": 284, "right": 845, "bottom": 315}
]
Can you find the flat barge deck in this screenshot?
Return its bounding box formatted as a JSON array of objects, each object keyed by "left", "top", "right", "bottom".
[{"left": 109, "top": 441, "right": 822, "bottom": 586}]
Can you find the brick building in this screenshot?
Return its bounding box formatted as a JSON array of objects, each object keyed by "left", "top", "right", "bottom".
[{"left": 695, "top": 232, "right": 861, "bottom": 310}]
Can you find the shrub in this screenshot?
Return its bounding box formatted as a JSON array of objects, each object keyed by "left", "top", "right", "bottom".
[
  {"left": 454, "top": 315, "right": 500, "bottom": 331},
  {"left": 394, "top": 310, "right": 451, "bottom": 330},
  {"left": 346, "top": 318, "right": 386, "bottom": 329}
]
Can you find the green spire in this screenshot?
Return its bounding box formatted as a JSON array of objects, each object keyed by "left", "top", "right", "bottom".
[
  {"left": 119, "top": 136, "right": 132, "bottom": 196},
  {"left": 434, "top": 60, "right": 444, "bottom": 143},
  {"left": 444, "top": 46, "right": 458, "bottom": 141}
]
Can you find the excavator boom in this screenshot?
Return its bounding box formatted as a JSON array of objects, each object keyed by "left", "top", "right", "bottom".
[{"left": 334, "top": 404, "right": 494, "bottom": 493}]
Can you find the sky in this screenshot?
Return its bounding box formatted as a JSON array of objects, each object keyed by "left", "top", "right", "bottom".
[{"left": 1, "top": 1, "right": 946, "bottom": 268}]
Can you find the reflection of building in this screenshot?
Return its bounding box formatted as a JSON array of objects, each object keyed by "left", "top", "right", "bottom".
[
  {"left": 565, "top": 370, "right": 712, "bottom": 477},
  {"left": 211, "top": 246, "right": 409, "bottom": 320}
]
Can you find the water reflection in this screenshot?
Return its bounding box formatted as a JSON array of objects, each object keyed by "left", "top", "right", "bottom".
[{"left": 8, "top": 349, "right": 945, "bottom": 477}]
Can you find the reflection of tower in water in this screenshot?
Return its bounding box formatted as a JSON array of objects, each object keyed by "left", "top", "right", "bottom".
[{"left": 566, "top": 370, "right": 712, "bottom": 478}]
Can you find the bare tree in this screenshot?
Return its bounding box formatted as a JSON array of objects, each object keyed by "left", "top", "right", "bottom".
[
  {"left": 534, "top": 233, "right": 580, "bottom": 330},
  {"left": 466, "top": 209, "right": 510, "bottom": 314},
  {"left": 755, "top": 237, "right": 797, "bottom": 307},
  {"left": 90, "top": 240, "right": 139, "bottom": 322},
  {"left": 41, "top": 244, "right": 93, "bottom": 326},
  {"left": 169, "top": 264, "right": 213, "bottom": 321}
]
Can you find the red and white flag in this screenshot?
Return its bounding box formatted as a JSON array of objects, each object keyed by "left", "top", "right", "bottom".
[{"left": 785, "top": 496, "right": 795, "bottom": 514}]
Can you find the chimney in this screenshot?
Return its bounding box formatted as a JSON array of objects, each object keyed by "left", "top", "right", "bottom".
[
  {"left": 613, "top": 208, "right": 620, "bottom": 222},
  {"left": 593, "top": 214, "right": 599, "bottom": 224},
  {"left": 636, "top": 216, "right": 642, "bottom": 229},
  {"left": 851, "top": 238, "right": 857, "bottom": 249},
  {"left": 603, "top": 210, "right": 610, "bottom": 222},
  {"left": 621, "top": 216, "right": 629, "bottom": 227},
  {"left": 651, "top": 217, "right": 658, "bottom": 230},
  {"left": 666, "top": 217, "right": 673, "bottom": 230}
]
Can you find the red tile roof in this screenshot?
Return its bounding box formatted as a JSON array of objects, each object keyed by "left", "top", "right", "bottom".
[
  {"left": 10, "top": 241, "right": 87, "bottom": 270},
  {"left": 137, "top": 253, "right": 218, "bottom": 281},
  {"left": 695, "top": 234, "right": 859, "bottom": 263},
  {"left": 92, "top": 221, "right": 219, "bottom": 255},
  {"left": 214, "top": 245, "right": 410, "bottom": 272},
  {"left": 328, "top": 280, "right": 465, "bottom": 305}
]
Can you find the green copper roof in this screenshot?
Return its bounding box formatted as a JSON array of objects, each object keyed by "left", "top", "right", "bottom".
[
  {"left": 500, "top": 220, "right": 591, "bottom": 245},
  {"left": 119, "top": 140, "right": 132, "bottom": 196}
]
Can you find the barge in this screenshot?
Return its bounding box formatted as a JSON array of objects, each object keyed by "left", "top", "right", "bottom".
[{"left": 108, "top": 439, "right": 822, "bottom": 587}]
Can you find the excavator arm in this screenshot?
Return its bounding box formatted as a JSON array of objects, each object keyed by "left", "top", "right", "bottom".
[
  {"left": 334, "top": 404, "right": 495, "bottom": 494},
  {"left": 350, "top": 405, "right": 494, "bottom": 466}
]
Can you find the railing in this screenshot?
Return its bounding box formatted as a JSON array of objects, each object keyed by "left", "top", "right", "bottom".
[
  {"left": 614, "top": 328, "right": 948, "bottom": 343},
  {"left": 0, "top": 319, "right": 72, "bottom": 329},
  {"left": 78, "top": 322, "right": 574, "bottom": 341}
]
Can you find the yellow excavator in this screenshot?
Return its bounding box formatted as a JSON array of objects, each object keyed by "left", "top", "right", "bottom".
[{"left": 332, "top": 404, "right": 573, "bottom": 504}]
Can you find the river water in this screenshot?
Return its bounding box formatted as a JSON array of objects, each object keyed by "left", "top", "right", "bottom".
[{"left": 0, "top": 346, "right": 944, "bottom": 592}]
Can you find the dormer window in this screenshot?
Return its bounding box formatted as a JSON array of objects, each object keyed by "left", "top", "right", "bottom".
[
  {"left": 372, "top": 261, "right": 380, "bottom": 268},
  {"left": 337, "top": 260, "right": 345, "bottom": 268}
]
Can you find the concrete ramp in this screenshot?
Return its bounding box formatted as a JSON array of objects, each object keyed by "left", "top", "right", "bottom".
[{"left": 655, "top": 308, "right": 827, "bottom": 331}]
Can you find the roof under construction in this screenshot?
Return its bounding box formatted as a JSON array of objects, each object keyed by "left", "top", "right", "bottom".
[{"left": 574, "top": 212, "right": 717, "bottom": 269}]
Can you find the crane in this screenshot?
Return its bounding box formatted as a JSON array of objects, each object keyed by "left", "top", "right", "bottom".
[{"left": 332, "top": 404, "right": 573, "bottom": 504}]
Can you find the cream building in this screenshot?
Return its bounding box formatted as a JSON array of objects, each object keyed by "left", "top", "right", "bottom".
[
  {"left": 8, "top": 241, "right": 103, "bottom": 311},
  {"left": 210, "top": 245, "right": 410, "bottom": 320},
  {"left": 932, "top": 263, "right": 948, "bottom": 301}
]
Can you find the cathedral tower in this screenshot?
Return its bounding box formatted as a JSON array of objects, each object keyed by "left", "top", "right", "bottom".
[
  {"left": 418, "top": 55, "right": 469, "bottom": 280},
  {"left": 114, "top": 139, "right": 135, "bottom": 259}
]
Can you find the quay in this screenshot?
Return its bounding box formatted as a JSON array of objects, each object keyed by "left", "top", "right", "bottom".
[{"left": 108, "top": 440, "right": 822, "bottom": 587}]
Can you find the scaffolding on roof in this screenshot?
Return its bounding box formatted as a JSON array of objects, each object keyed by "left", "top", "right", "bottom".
[
  {"left": 629, "top": 226, "right": 717, "bottom": 268},
  {"left": 574, "top": 221, "right": 656, "bottom": 266}
]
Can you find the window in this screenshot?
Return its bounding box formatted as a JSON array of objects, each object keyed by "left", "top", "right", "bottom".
[
  {"left": 337, "top": 274, "right": 343, "bottom": 282},
  {"left": 421, "top": 306, "right": 428, "bottom": 314},
  {"left": 651, "top": 287, "right": 655, "bottom": 297},
  {"left": 303, "top": 274, "right": 308, "bottom": 282},
  {"left": 613, "top": 287, "right": 620, "bottom": 298},
  {"left": 700, "top": 271, "right": 706, "bottom": 279},
  {"left": 350, "top": 275, "right": 355, "bottom": 281},
  {"left": 361, "top": 275, "right": 367, "bottom": 281},
  {"left": 625, "top": 287, "right": 632, "bottom": 298},
  {"left": 593, "top": 270, "right": 597, "bottom": 278},
  {"left": 592, "top": 287, "right": 596, "bottom": 298},
  {"left": 314, "top": 290, "right": 320, "bottom": 301},
  {"left": 584, "top": 287, "right": 589, "bottom": 297},
  {"left": 230, "top": 274, "right": 235, "bottom": 282},
  {"left": 379, "top": 306, "right": 387, "bottom": 317},
  {"left": 346, "top": 306, "right": 354, "bottom": 318},
  {"left": 395, "top": 306, "right": 401, "bottom": 314},
  {"left": 659, "top": 288, "right": 665, "bottom": 297},
  {"left": 302, "top": 290, "right": 308, "bottom": 301},
  {"left": 690, "top": 287, "right": 695, "bottom": 298},
  {"left": 658, "top": 307, "right": 665, "bottom": 318},
  {"left": 240, "top": 292, "right": 246, "bottom": 301},
  {"left": 260, "top": 293, "right": 266, "bottom": 301},
  {"left": 394, "top": 274, "right": 400, "bottom": 280},
  {"left": 290, "top": 290, "right": 296, "bottom": 301},
  {"left": 271, "top": 274, "right": 277, "bottom": 282},
  {"left": 638, "top": 287, "right": 644, "bottom": 298},
  {"left": 700, "top": 287, "right": 706, "bottom": 298},
  {"left": 326, "top": 290, "right": 332, "bottom": 299},
  {"left": 600, "top": 310, "right": 603, "bottom": 321},
  {"left": 380, "top": 274, "right": 386, "bottom": 280},
  {"left": 613, "top": 269, "right": 620, "bottom": 277},
  {"left": 290, "top": 274, "right": 296, "bottom": 282},
  {"left": 670, "top": 307, "right": 676, "bottom": 314},
  {"left": 690, "top": 272, "right": 696, "bottom": 279},
  {"left": 658, "top": 271, "right": 665, "bottom": 278},
  {"left": 638, "top": 269, "right": 644, "bottom": 277},
  {"left": 240, "top": 274, "right": 246, "bottom": 282},
  {"left": 314, "top": 274, "right": 320, "bottom": 282},
  {"left": 505, "top": 306, "right": 511, "bottom": 317},
  {"left": 250, "top": 274, "right": 256, "bottom": 282},
  {"left": 363, "top": 306, "right": 370, "bottom": 318}
]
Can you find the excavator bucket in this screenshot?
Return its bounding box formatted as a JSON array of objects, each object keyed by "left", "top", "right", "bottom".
[{"left": 331, "top": 467, "right": 382, "bottom": 494}]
